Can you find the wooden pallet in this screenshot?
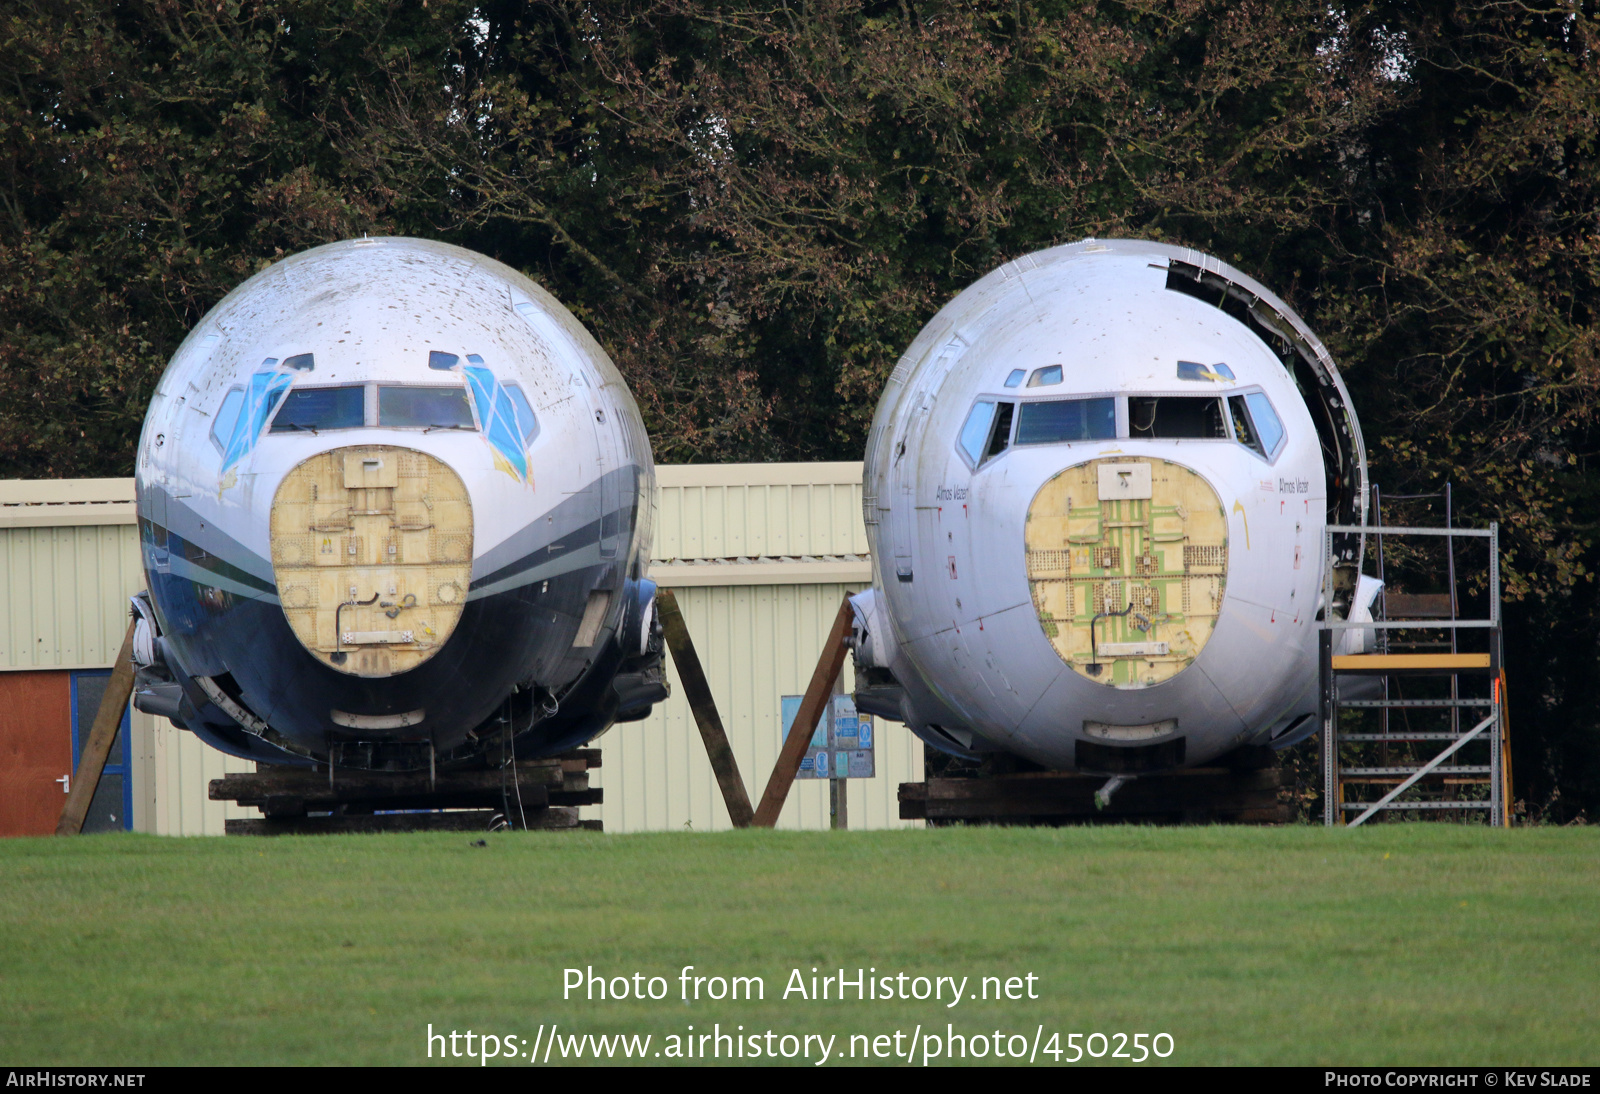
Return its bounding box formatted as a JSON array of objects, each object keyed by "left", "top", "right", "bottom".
[
  {"left": 213, "top": 749, "right": 602, "bottom": 835},
  {"left": 900, "top": 766, "right": 1288, "bottom": 825}
]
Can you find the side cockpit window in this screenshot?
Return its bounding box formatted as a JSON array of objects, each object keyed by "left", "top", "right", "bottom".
[
  {"left": 210, "top": 388, "right": 244, "bottom": 453},
  {"left": 1229, "top": 396, "right": 1260, "bottom": 453},
  {"left": 959, "top": 400, "right": 997, "bottom": 464},
  {"left": 219, "top": 358, "right": 294, "bottom": 471},
  {"left": 1246, "top": 392, "right": 1285, "bottom": 455},
  {"left": 1230, "top": 392, "right": 1285, "bottom": 459},
  {"left": 425, "top": 349, "right": 537, "bottom": 483},
  {"left": 957, "top": 399, "right": 1015, "bottom": 467},
  {"left": 1129, "top": 396, "right": 1227, "bottom": 440},
  {"left": 502, "top": 383, "right": 541, "bottom": 444}
]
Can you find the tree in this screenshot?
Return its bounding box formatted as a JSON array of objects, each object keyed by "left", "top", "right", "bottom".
[{"left": 2, "top": 0, "right": 1596, "bottom": 813}]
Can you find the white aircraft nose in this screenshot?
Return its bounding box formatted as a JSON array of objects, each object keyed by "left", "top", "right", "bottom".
[{"left": 1023, "top": 454, "right": 1229, "bottom": 690}]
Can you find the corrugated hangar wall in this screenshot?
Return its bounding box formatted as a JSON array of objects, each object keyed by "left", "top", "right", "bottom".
[
  {"left": 0, "top": 480, "right": 263, "bottom": 835},
  {"left": 0, "top": 466, "right": 922, "bottom": 835}
]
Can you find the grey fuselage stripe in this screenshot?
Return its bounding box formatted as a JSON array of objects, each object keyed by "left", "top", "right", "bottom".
[
  {"left": 144, "top": 485, "right": 277, "bottom": 587},
  {"left": 143, "top": 465, "right": 642, "bottom": 604},
  {"left": 469, "top": 463, "right": 640, "bottom": 590}
]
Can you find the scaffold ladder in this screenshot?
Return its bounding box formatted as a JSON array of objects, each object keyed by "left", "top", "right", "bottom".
[{"left": 1319, "top": 522, "right": 1512, "bottom": 827}]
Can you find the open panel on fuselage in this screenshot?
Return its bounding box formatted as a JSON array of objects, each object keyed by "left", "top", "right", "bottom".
[{"left": 1024, "top": 457, "right": 1228, "bottom": 688}]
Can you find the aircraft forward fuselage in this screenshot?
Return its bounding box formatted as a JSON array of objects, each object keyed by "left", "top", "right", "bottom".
[
  {"left": 132, "top": 238, "right": 666, "bottom": 771},
  {"left": 852, "top": 240, "right": 1369, "bottom": 773}
]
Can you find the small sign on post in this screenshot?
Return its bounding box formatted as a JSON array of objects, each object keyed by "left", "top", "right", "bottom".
[
  {"left": 781, "top": 693, "right": 873, "bottom": 830},
  {"left": 780, "top": 693, "right": 876, "bottom": 782}
]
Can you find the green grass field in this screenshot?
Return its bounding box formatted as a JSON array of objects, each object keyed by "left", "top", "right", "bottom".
[{"left": 1, "top": 826, "right": 1595, "bottom": 1066}]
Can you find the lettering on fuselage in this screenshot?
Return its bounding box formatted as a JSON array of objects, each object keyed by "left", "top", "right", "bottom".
[
  {"left": 1278, "top": 477, "right": 1310, "bottom": 494},
  {"left": 935, "top": 485, "right": 970, "bottom": 502}
]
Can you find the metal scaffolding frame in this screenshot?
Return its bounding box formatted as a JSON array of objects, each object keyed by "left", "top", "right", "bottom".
[{"left": 1318, "top": 523, "right": 1510, "bottom": 827}]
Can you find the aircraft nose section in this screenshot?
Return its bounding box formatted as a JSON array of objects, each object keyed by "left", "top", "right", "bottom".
[
  {"left": 1023, "top": 456, "right": 1229, "bottom": 688},
  {"left": 269, "top": 445, "right": 474, "bottom": 677}
]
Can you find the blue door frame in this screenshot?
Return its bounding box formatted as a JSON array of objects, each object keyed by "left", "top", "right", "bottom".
[{"left": 68, "top": 670, "right": 134, "bottom": 832}]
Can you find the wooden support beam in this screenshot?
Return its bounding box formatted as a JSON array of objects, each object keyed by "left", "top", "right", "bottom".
[
  {"left": 56, "top": 619, "right": 137, "bottom": 835},
  {"left": 225, "top": 807, "right": 586, "bottom": 836},
  {"left": 210, "top": 750, "right": 603, "bottom": 828},
  {"left": 899, "top": 768, "right": 1286, "bottom": 822},
  {"left": 752, "top": 597, "right": 854, "bottom": 829},
  {"left": 209, "top": 763, "right": 564, "bottom": 803},
  {"left": 656, "top": 589, "right": 755, "bottom": 828}
]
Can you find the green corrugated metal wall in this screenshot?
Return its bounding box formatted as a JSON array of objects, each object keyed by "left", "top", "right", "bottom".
[
  {"left": 654, "top": 463, "right": 869, "bottom": 559},
  {"left": 593, "top": 583, "right": 921, "bottom": 833},
  {"left": 0, "top": 526, "right": 144, "bottom": 670}
]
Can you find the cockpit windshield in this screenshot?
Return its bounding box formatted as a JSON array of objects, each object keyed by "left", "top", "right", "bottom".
[
  {"left": 270, "top": 385, "right": 364, "bottom": 433},
  {"left": 958, "top": 388, "right": 1286, "bottom": 467},
  {"left": 377, "top": 385, "right": 476, "bottom": 430},
  {"left": 1015, "top": 397, "right": 1116, "bottom": 444},
  {"left": 1128, "top": 396, "right": 1227, "bottom": 440},
  {"left": 268, "top": 382, "right": 483, "bottom": 433}
]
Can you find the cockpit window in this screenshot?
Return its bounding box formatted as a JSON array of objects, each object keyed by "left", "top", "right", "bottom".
[
  {"left": 1234, "top": 392, "right": 1285, "bottom": 458},
  {"left": 282, "top": 353, "right": 315, "bottom": 372},
  {"left": 1128, "top": 396, "right": 1227, "bottom": 439},
  {"left": 269, "top": 385, "right": 365, "bottom": 433},
  {"left": 959, "top": 401, "right": 998, "bottom": 464},
  {"left": 502, "top": 383, "right": 540, "bottom": 444},
  {"left": 1004, "top": 369, "right": 1025, "bottom": 388},
  {"left": 1027, "top": 365, "right": 1064, "bottom": 387},
  {"left": 1015, "top": 397, "right": 1116, "bottom": 445},
  {"left": 987, "top": 402, "right": 1015, "bottom": 459},
  {"left": 210, "top": 388, "right": 244, "bottom": 453},
  {"left": 1229, "top": 395, "right": 1260, "bottom": 453},
  {"left": 377, "top": 385, "right": 476, "bottom": 430},
  {"left": 957, "top": 399, "right": 1016, "bottom": 466},
  {"left": 219, "top": 360, "right": 293, "bottom": 471},
  {"left": 1177, "top": 360, "right": 1234, "bottom": 382},
  {"left": 428, "top": 350, "right": 460, "bottom": 371},
  {"left": 1246, "top": 393, "right": 1284, "bottom": 454}
]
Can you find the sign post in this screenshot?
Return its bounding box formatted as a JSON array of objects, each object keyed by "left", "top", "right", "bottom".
[{"left": 780, "top": 691, "right": 875, "bottom": 830}]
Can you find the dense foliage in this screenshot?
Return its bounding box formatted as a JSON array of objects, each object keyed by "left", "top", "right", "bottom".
[{"left": 2, "top": 0, "right": 1596, "bottom": 815}]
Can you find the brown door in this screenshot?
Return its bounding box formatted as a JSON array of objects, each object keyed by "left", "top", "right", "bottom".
[{"left": 0, "top": 671, "right": 73, "bottom": 837}]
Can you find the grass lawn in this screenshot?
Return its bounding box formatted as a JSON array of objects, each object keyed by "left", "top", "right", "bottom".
[{"left": 0, "top": 825, "right": 1594, "bottom": 1066}]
